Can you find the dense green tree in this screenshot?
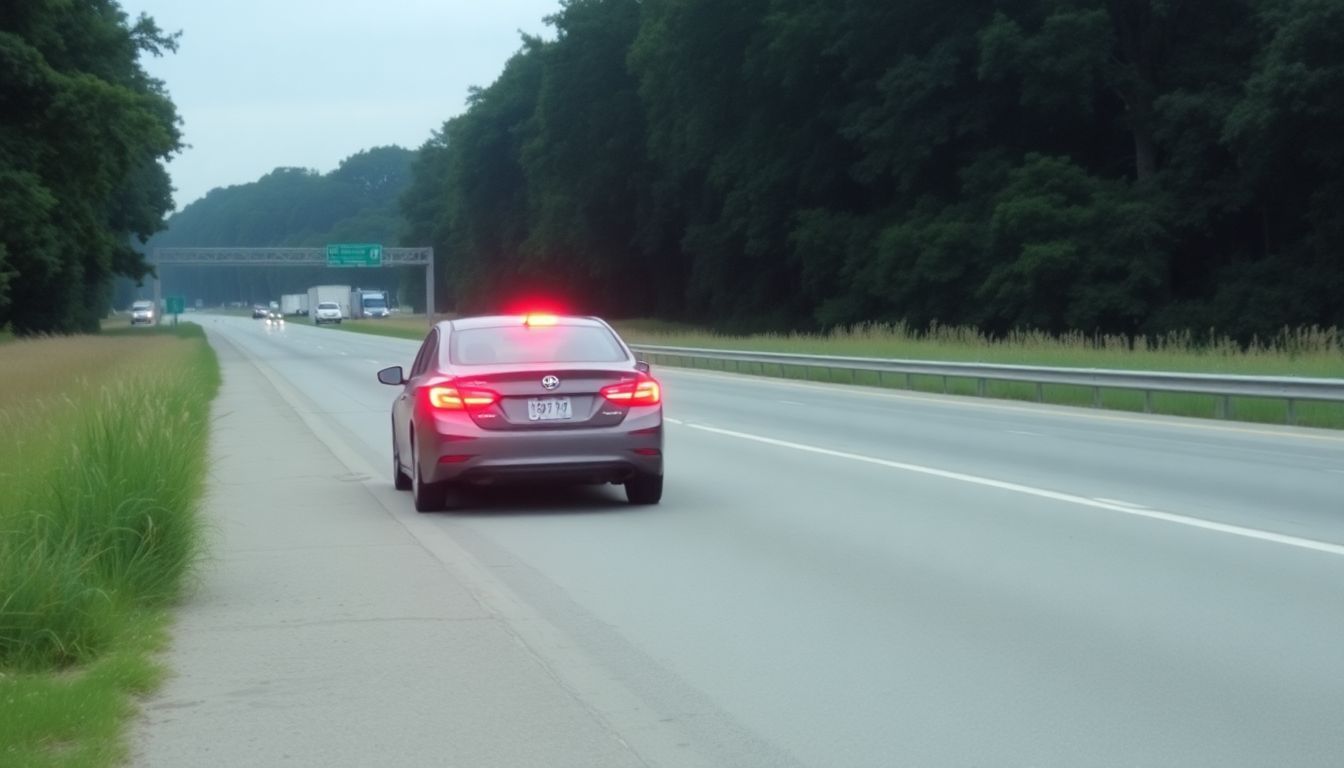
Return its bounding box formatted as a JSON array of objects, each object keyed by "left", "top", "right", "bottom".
[
  {"left": 0, "top": 0, "right": 181, "bottom": 333},
  {"left": 401, "top": 0, "right": 1344, "bottom": 339}
]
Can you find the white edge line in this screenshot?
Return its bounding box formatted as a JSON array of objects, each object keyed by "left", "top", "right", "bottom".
[
  {"left": 1093, "top": 497, "right": 1148, "bottom": 510},
  {"left": 674, "top": 421, "right": 1344, "bottom": 558}
]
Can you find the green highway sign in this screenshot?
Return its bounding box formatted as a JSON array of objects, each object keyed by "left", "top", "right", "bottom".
[
  {"left": 166, "top": 296, "right": 186, "bottom": 314},
  {"left": 326, "top": 243, "right": 383, "bottom": 267}
]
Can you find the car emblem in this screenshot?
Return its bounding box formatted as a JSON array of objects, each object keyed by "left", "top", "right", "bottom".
[{"left": 541, "top": 375, "right": 561, "bottom": 391}]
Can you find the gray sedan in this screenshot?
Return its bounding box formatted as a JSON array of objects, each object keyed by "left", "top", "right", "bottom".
[{"left": 378, "top": 314, "right": 664, "bottom": 511}]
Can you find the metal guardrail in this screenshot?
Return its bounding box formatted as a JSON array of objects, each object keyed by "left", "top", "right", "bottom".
[{"left": 628, "top": 344, "right": 1344, "bottom": 425}]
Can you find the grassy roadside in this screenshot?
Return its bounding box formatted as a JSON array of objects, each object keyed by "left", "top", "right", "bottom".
[
  {"left": 307, "top": 313, "right": 447, "bottom": 340},
  {"left": 315, "top": 316, "right": 1344, "bottom": 428},
  {"left": 0, "top": 324, "right": 219, "bottom": 767}
]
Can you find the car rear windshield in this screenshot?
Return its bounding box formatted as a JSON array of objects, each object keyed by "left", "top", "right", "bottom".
[
  {"left": 450, "top": 324, "right": 628, "bottom": 365},
  {"left": 318, "top": 302, "right": 339, "bottom": 309},
  {"left": 132, "top": 301, "right": 152, "bottom": 309}
]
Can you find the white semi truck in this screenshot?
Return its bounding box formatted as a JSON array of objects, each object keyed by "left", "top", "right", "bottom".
[
  {"left": 306, "top": 285, "right": 351, "bottom": 322},
  {"left": 280, "top": 293, "right": 309, "bottom": 315},
  {"left": 349, "top": 289, "right": 391, "bottom": 319}
]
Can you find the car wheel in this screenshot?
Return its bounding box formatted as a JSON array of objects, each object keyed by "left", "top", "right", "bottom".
[
  {"left": 625, "top": 473, "right": 663, "bottom": 505},
  {"left": 393, "top": 426, "right": 411, "bottom": 491},
  {"left": 410, "top": 436, "right": 446, "bottom": 512},
  {"left": 336, "top": 319, "right": 342, "bottom": 324}
]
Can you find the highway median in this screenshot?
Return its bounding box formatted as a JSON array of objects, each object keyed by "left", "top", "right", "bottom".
[{"left": 317, "top": 316, "right": 1344, "bottom": 428}]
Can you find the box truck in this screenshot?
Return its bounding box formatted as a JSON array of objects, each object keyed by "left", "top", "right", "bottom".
[
  {"left": 350, "top": 289, "right": 391, "bottom": 319},
  {"left": 307, "top": 285, "right": 351, "bottom": 323},
  {"left": 281, "top": 293, "right": 308, "bottom": 315}
]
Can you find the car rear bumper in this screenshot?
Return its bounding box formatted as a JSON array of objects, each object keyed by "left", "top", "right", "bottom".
[{"left": 418, "top": 411, "right": 663, "bottom": 485}]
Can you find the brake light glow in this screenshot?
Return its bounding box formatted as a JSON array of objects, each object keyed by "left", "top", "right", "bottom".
[
  {"left": 522, "top": 313, "right": 559, "bottom": 327},
  {"left": 600, "top": 374, "right": 662, "bottom": 406},
  {"left": 426, "top": 384, "right": 499, "bottom": 411}
]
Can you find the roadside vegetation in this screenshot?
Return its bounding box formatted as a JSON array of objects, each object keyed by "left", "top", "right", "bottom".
[
  {"left": 0, "top": 325, "right": 219, "bottom": 767},
  {"left": 400, "top": 0, "right": 1344, "bottom": 341},
  {"left": 320, "top": 317, "right": 1344, "bottom": 428}
]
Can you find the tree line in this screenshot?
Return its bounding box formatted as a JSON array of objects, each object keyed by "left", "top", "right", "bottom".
[
  {"left": 140, "top": 146, "right": 417, "bottom": 308},
  {"left": 403, "top": 0, "right": 1344, "bottom": 338},
  {"left": 1, "top": 1, "right": 180, "bottom": 334}
]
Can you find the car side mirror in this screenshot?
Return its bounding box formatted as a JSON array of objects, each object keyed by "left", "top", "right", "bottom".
[
  {"left": 377, "top": 366, "right": 405, "bottom": 386},
  {"left": 635, "top": 360, "right": 651, "bottom": 374}
]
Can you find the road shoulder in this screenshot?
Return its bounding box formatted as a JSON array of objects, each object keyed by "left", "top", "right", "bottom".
[{"left": 132, "top": 331, "right": 652, "bottom": 767}]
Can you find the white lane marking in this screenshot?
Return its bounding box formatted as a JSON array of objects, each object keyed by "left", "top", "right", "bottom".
[
  {"left": 1008, "top": 430, "right": 1042, "bottom": 437},
  {"left": 339, "top": 351, "right": 349, "bottom": 356},
  {"left": 1093, "top": 497, "right": 1148, "bottom": 510},
  {"left": 673, "top": 421, "right": 1344, "bottom": 558},
  {"left": 777, "top": 399, "right": 806, "bottom": 406},
  {"left": 665, "top": 416, "right": 685, "bottom": 425},
  {"left": 366, "top": 359, "right": 381, "bottom": 365}
]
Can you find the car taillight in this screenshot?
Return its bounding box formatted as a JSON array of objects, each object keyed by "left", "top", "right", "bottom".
[
  {"left": 600, "top": 374, "right": 661, "bottom": 406},
  {"left": 425, "top": 384, "right": 499, "bottom": 411}
]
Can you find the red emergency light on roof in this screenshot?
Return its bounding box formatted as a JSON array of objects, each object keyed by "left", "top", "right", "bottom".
[{"left": 522, "top": 313, "right": 559, "bottom": 327}]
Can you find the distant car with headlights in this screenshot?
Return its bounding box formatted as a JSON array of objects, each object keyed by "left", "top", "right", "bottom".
[
  {"left": 313, "top": 302, "right": 342, "bottom": 324},
  {"left": 252, "top": 305, "right": 269, "bottom": 319},
  {"left": 130, "top": 300, "right": 155, "bottom": 325},
  {"left": 377, "top": 313, "right": 664, "bottom": 511},
  {"left": 265, "top": 311, "right": 285, "bottom": 326}
]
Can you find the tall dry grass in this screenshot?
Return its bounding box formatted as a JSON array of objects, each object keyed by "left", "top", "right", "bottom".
[
  {"left": 0, "top": 326, "right": 218, "bottom": 669},
  {"left": 618, "top": 322, "right": 1344, "bottom": 378}
]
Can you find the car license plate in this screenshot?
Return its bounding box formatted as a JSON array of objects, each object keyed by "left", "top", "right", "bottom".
[{"left": 528, "top": 397, "right": 572, "bottom": 421}]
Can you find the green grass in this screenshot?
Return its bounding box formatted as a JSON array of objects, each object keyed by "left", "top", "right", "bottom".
[
  {"left": 0, "top": 324, "right": 219, "bottom": 766},
  {"left": 620, "top": 322, "right": 1344, "bottom": 378},
  {"left": 310, "top": 313, "right": 447, "bottom": 340},
  {"left": 625, "top": 322, "right": 1344, "bottom": 428}
]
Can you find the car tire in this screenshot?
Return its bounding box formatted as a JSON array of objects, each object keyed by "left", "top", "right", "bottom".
[
  {"left": 625, "top": 473, "right": 663, "bottom": 505},
  {"left": 393, "top": 439, "right": 412, "bottom": 491},
  {"left": 336, "top": 319, "right": 342, "bottom": 324},
  {"left": 410, "top": 437, "right": 446, "bottom": 512}
]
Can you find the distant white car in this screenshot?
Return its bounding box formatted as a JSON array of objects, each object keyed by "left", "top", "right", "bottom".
[
  {"left": 314, "top": 302, "right": 342, "bottom": 325},
  {"left": 130, "top": 300, "right": 155, "bottom": 325}
]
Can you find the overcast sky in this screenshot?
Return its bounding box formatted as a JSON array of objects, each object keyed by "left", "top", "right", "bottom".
[{"left": 124, "top": 0, "right": 563, "bottom": 209}]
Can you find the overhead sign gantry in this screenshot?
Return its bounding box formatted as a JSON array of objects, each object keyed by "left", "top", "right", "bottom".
[{"left": 149, "top": 246, "right": 435, "bottom": 321}]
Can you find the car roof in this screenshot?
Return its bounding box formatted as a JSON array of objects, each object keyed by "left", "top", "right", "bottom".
[{"left": 442, "top": 314, "right": 607, "bottom": 332}]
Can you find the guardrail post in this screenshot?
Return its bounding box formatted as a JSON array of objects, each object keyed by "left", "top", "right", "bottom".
[
  {"left": 1093, "top": 387, "right": 1102, "bottom": 408},
  {"left": 1287, "top": 399, "right": 1297, "bottom": 425},
  {"left": 903, "top": 372, "right": 911, "bottom": 390},
  {"left": 1035, "top": 383, "right": 1043, "bottom": 403},
  {"left": 976, "top": 378, "right": 986, "bottom": 397},
  {"left": 1144, "top": 390, "right": 1153, "bottom": 413},
  {"left": 941, "top": 375, "right": 948, "bottom": 394},
  {"left": 1216, "top": 396, "right": 1228, "bottom": 419}
]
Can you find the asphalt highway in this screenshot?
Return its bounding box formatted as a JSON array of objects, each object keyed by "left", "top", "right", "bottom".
[{"left": 173, "top": 315, "right": 1344, "bottom": 767}]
